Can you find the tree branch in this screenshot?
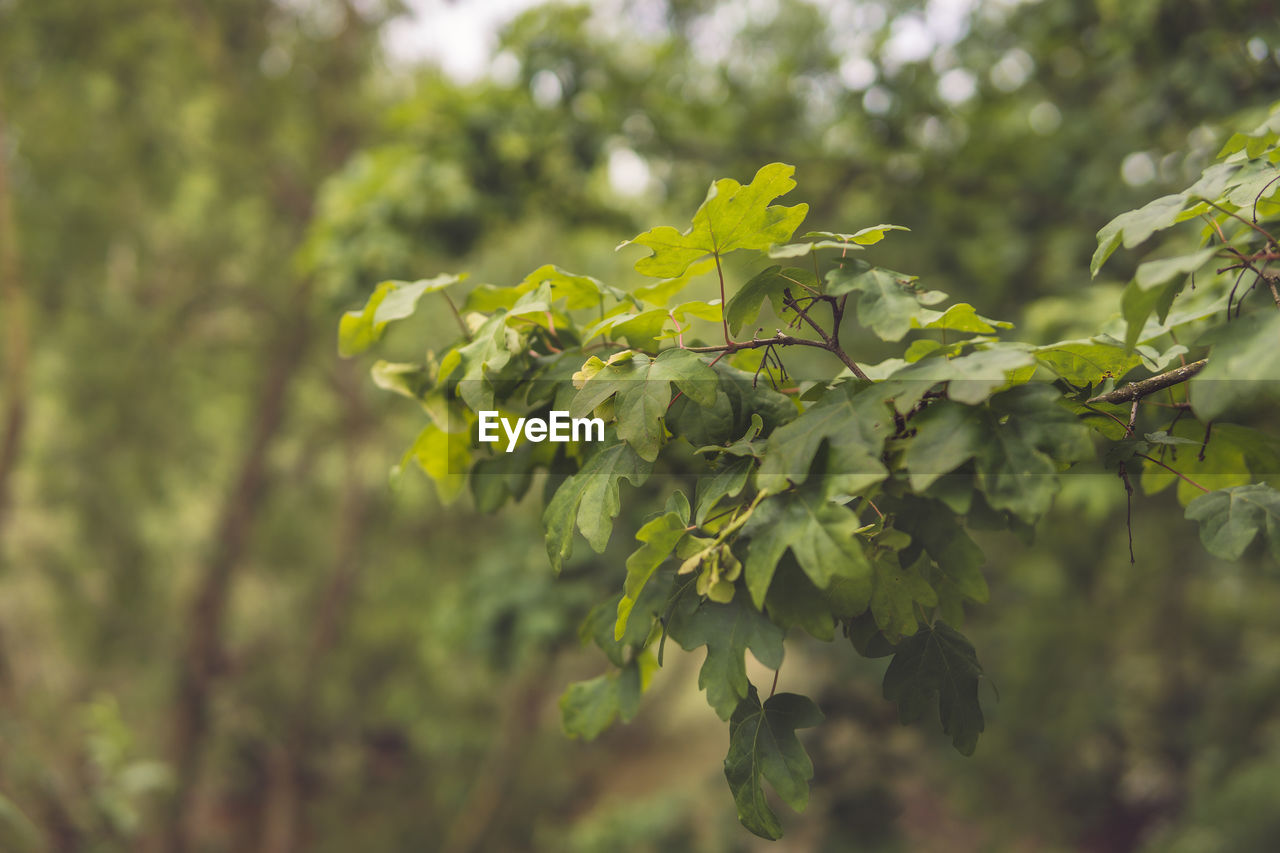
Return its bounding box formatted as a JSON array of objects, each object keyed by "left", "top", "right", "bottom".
[
  {"left": 1086, "top": 360, "right": 1207, "bottom": 405},
  {"left": 684, "top": 332, "right": 831, "bottom": 354}
]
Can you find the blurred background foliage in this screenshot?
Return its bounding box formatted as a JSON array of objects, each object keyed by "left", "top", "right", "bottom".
[{"left": 2, "top": 0, "right": 1280, "bottom": 850}]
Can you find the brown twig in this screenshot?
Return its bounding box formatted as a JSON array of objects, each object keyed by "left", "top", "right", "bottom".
[
  {"left": 1119, "top": 463, "right": 1136, "bottom": 564},
  {"left": 1135, "top": 453, "right": 1210, "bottom": 493},
  {"left": 1087, "top": 360, "right": 1208, "bottom": 404},
  {"left": 1204, "top": 198, "right": 1279, "bottom": 246}
]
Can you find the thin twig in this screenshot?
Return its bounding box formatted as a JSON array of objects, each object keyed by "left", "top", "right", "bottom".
[
  {"left": 1080, "top": 402, "right": 1133, "bottom": 433},
  {"left": 1087, "top": 360, "right": 1207, "bottom": 404},
  {"left": 685, "top": 332, "right": 832, "bottom": 354},
  {"left": 1136, "top": 453, "right": 1210, "bottom": 493},
  {"left": 1119, "top": 462, "right": 1136, "bottom": 564},
  {"left": 1198, "top": 421, "right": 1213, "bottom": 462},
  {"left": 1252, "top": 172, "right": 1280, "bottom": 223},
  {"left": 1204, "top": 198, "right": 1279, "bottom": 246}
]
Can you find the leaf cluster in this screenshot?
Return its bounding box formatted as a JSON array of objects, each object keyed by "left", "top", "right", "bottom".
[{"left": 342, "top": 121, "right": 1280, "bottom": 837}]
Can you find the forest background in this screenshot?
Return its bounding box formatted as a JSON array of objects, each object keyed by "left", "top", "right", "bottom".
[{"left": 2, "top": 0, "right": 1280, "bottom": 850}]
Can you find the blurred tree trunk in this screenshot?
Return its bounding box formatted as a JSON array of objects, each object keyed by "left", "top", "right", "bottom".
[
  {"left": 159, "top": 300, "right": 311, "bottom": 853},
  {"left": 0, "top": 115, "right": 27, "bottom": 552},
  {"left": 257, "top": 360, "right": 373, "bottom": 853}
]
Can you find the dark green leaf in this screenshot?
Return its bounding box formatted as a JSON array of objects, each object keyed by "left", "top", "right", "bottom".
[
  {"left": 560, "top": 662, "right": 644, "bottom": 741},
  {"left": 724, "top": 686, "right": 824, "bottom": 840},
  {"left": 571, "top": 349, "right": 719, "bottom": 461},
  {"left": 543, "top": 441, "right": 653, "bottom": 571},
  {"left": 756, "top": 383, "right": 890, "bottom": 496},
  {"left": 883, "top": 622, "right": 985, "bottom": 755},
  {"left": 743, "top": 491, "right": 871, "bottom": 609},
  {"left": 694, "top": 457, "right": 753, "bottom": 525},
  {"left": 1191, "top": 312, "right": 1280, "bottom": 422},
  {"left": 869, "top": 551, "right": 937, "bottom": 642},
  {"left": 667, "top": 594, "right": 785, "bottom": 719},
  {"left": 903, "top": 401, "right": 985, "bottom": 491},
  {"left": 725, "top": 266, "right": 815, "bottom": 336},
  {"left": 825, "top": 260, "right": 944, "bottom": 342}
]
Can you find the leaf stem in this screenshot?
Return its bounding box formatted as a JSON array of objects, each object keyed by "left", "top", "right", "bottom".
[
  {"left": 1135, "top": 452, "right": 1210, "bottom": 493},
  {"left": 713, "top": 252, "right": 731, "bottom": 344},
  {"left": 441, "top": 291, "right": 470, "bottom": 340}
]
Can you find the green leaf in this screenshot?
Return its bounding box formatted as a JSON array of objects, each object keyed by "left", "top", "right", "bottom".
[
  {"left": 632, "top": 257, "right": 717, "bottom": 306},
  {"left": 763, "top": 558, "right": 837, "bottom": 641},
  {"left": 517, "top": 264, "right": 624, "bottom": 311},
  {"left": 1145, "top": 430, "right": 1201, "bottom": 447},
  {"left": 1138, "top": 418, "right": 1251, "bottom": 504},
  {"left": 582, "top": 593, "right": 640, "bottom": 667},
  {"left": 670, "top": 299, "right": 723, "bottom": 324},
  {"left": 339, "top": 274, "right": 468, "bottom": 358},
  {"left": 369, "top": 360, "right": 431, "bottom": 400},
  {"left": 570, "top": 349, "right": 718, "bottom": 461},
  {"left": 976, "top": 384, "right": 1094, "bottom": 522},
  {"left": 449, "top": 313, "right": 524, "bottom": 410},
  {"left": 1191, "top": 312, "right": 1280, "bottom": 422},
  {"left": 743, "top": 491, "right": 872, "bottom": 609},
  {"left": 825, "top": 260, "right": 944, "bottom": 342},
  {"left": 623, "top": 512, "right": 688, "bottom": 601},
  {"left": 766, "top": 225, "right": 909, "bottom": 258},
  {"left": 668, "top": 388, "right": 737, "bottom": 448},
  {"left": 619, "top": 163, "right": 809, "bottom": 278},
  {"left": 883, "top": 344, "right": 1038, "bottom": 413},
  {"left": 869, "top": 551, "right": 937, "bottom": 642},
  {"left": 404, "top": 422, "right": 469, "bottom": 503},
  {"left": 374, "top": 273, "right": 467, "bottom": 325},
  {"left": 807, "top": 224, "right": 910, "bottom": 245},
  {"left": 882, "top": 622, "right": 985, "bottom": 755},
  {"left": 1091, "top": 220, "right": 1124, "bottom": 278},
  {"left": 903, "top": 401, "right": 985, "bottom": 491},
  {"left": 1092, "top": 193, "right": 1198, "bottom": 274},
  {"left": 614, "top": 565, "right": 678, "bottom": 647},
  {"left": 694, "top": 457, "right": 753, "bottom": 525},
  {"left": 1035, "top": 338, "right": 1144, "bottom": 386},
  {"left": 724, "top": 686, "right": 824, "bottom": 840},
  {"left": 1185, "top": 484, "right": 1280, "bottom": 562},
  {"left": 1224, "top": 159, "right": 1280, "bottom": 208},
  {"left": 725, "top": 266, "right": 815, "bottom": 336},
  {"left": 610, "top": 308, "right": 670, "bottom": 351},
  {"left": 543, "top": 441, "right": 653, "bottom": 572},
  {"left": 560, "top": 662, "right": 644, "bottom": 740},
  {"left": 1134, "top": 249, "right": 1216, "bottom": 290},
  {"left": 911, "top": 302, "right": 1013, "bottom": 334},
  {"left": 756, "top": 383, "right": 890, "bottom": 496},
  {"left": 667, "top": 594, "right": 785, "bottom": 720},
  {"left": 894, "top": 497, "right": 989, "bottom": 622},
  {"left": 713, "top": 364, "right": 799, "bottom": 436},
  {"left": 1120, "top": 276, "right": 1183, "bottom": 350},
  {"left": 338, "top": 281, "right": 395, "bottom": 357},
  {"left": 1217, "top": 107, "right": 1280, "bottom": 157}
]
